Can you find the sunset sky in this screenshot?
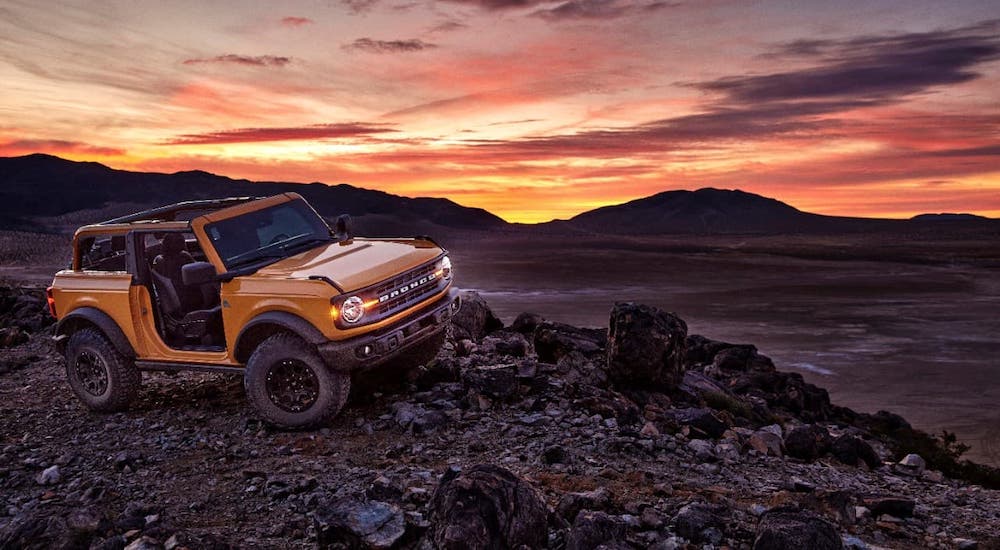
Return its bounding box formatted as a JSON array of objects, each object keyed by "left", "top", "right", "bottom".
[{"left": 1, "top": 1, "right": 998, "bottom": 222}]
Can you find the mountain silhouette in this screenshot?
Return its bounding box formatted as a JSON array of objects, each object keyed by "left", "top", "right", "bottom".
[
  {"left": 0, "top": 154, "right": 507, "bottom": 234},
  {"left": 1, "top": 155, "right": 995, "bottom": 235}
]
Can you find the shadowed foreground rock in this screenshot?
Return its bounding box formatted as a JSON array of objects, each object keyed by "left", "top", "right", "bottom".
[
  {"left": 753, "top": 508, "right": 843, "bottom": 550},
  {"left": 428, "top": 465, "right": 547, "bottom": 550},
  {"left": 607, "top": 302, "right": 688, "bottom": 390},
  {"left": 450, "top": 291, "right": 503, "bottom": 341}
]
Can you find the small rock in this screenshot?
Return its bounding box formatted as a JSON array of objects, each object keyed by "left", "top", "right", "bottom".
[
  {"left": 640, "top": 421, "right": 660, "bottom": 438},
  {"left": 687, "top": 439, "right": 716, "bottom": 462},
  {"left": 314, "top": 499, "right": 405, "bottom": 550},
  {"left": 894, "top": 454, "right": 926, "bottom": 477},
  {"left": 748, "top": 431, "right": 784, "bottom": 457},
  {"left": 36, "top": 465, "right": 60, "bottom": 485},
  {"left": 753, "top": 508, "right": 843, "bottom": 550},
  {"left": 674, "top": 502, "right": 725, "bottom": 544},
  {"left": 124, "top": 536, "right": 163, "bottom": 550},
  {"left": 566, "top": 511, "right": 627, "bottom": 550},
  {"left": 862, "top": 496, "right": 915, "bottom": 519},
  {"left": 557, "top": 487, "right": 612, "bottom": 521}
]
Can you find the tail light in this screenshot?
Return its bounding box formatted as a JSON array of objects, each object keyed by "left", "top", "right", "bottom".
[{"left": 45, "top": 286, "right": 57, "bottom": 318}]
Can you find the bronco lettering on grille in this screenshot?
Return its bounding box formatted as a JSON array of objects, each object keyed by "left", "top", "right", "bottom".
[{"left": 378, "top": 273, "right": 437, "bottom": 303}]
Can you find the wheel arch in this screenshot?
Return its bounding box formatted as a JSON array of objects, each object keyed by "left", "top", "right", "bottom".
[
  {"left": 234, "top": 311, "right": 326, "bottom": 364},
  {"left": 56, "top": 307, "right": 136, "bottom": 358}
]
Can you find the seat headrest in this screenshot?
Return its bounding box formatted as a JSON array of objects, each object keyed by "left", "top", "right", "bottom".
[{"left": 161, "top": 233, "right": 186, "bottom": 255}]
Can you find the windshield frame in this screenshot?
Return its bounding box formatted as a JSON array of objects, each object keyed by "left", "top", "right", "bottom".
[{"left": 191, "top": 194, "right": 333, "bottom": 274}]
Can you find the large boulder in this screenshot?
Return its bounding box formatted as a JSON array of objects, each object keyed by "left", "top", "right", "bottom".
[
  {"left": 830, "top": 435, "right": 881, "bottom": 469},
  {"left": 451, "top": 291, "right": 502, "bottom": 342},
  {"left": 606, "top": 302, "right": 687, "bottom": 390},
  {"left": 668, "top": 407, "right": 729, "bottom": 439},
  {"left": 753, "top": 508, "right": 843, "bottom": 550},
  {"left": 427, "top": 465, "right": 547, "bottom": 550},
  {"left": 313, "top": 499, "right": 406, "bottom": 549},
  {"left": 784, "top": 425, "right": 832, "bottom": 462},
  {"left": 534, "top": 322, "right": 606, "bottom": 363}
]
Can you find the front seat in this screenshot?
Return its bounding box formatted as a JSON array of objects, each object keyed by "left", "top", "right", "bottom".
[{"left": 150, "top": 233, "right": 222, "bottom": 345}]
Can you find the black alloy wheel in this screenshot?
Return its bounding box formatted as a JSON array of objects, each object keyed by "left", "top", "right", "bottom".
[{"left": 265, "top": 359, "right": 320, "bottom": 413}]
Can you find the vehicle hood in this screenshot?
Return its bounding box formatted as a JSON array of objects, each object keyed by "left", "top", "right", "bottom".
[{"left": 252, "top": 238, "right": 442, "bottom": 292}]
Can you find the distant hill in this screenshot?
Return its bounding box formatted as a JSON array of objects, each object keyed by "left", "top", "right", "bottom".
[
  {"left": 910, "top": 213, "right": 989, "bottom": 222},
  {"left": 557, "top": 188, "right": 997, "bottom": 235},
  {"left": 0, "top": 154, "right": 507, "bottom": 235}
]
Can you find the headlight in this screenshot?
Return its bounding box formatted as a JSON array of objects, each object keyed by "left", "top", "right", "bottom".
[
  {"left": 340, "top": 296, "right": 365, "bottom": 324},
  {"left": 439, "top": 256, "right": 452, "bottom": 279}
]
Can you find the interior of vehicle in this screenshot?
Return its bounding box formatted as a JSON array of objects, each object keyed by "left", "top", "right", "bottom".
[{"left": 140, "top": 232, "right": 225, "bottom": 350}]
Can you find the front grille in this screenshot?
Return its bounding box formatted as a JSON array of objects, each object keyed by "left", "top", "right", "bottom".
[{"left": 357, "top": 260, "right": 446, "bottom": 325}]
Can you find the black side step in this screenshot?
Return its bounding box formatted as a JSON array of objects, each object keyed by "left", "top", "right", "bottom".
[{"left": 135, "top": 360, "right": 244, "bottom": 374}]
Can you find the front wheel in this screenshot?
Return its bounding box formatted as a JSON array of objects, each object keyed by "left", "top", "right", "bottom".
[
  {"left": 244, "top": 333, "right": 350, "bottom": 429},
  {"left": 65, "top": 328, "right": 141, "bottom": 412}
]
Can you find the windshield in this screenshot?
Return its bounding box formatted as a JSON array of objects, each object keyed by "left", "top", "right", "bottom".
[{"left": 204, "top": 199, "right": 332, "bottom": 270}]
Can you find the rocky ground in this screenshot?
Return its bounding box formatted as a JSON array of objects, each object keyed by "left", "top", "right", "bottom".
[{"left": 1, "top": 286, "right": 999, "bottom": 549}]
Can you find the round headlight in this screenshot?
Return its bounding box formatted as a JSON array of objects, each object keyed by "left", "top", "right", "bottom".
[
  {"left": 340, "top": 296, "right": 365, "bottom": 324},
  {"left": 440, "top": 256, "right": 452, "bottom": 279}
]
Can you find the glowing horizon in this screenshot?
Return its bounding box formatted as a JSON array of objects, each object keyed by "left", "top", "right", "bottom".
[{"left": 1, "top": 0, "right": 998, "bottom": 223}]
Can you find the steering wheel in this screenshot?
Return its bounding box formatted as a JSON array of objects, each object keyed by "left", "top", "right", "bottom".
[{"left": 268, "top": 233, "right": 289, "bottom": 245}]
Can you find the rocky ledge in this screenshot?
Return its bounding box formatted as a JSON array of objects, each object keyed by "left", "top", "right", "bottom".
[{"left": 0, "top": 287, "right": 998, "bottom": 549}]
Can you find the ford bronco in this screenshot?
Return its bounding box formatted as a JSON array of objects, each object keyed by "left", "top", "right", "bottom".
[{"left": 47, "top": 193, "right": 460, "bottom": 428}]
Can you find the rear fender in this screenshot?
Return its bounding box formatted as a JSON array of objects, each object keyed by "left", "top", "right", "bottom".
[{"left": 55, "top": 307, "right": 135, "bottom": 358}]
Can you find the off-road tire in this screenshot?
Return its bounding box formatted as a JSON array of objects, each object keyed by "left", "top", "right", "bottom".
[
  {"left": 244, "top": 333, "right": 350, "bottom": 429},
  {"left": 65, "top": 328, "right": 141, "bottom": 412}
]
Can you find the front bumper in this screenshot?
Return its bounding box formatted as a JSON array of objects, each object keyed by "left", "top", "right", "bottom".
[{"left": 317, "top": 289, "right": 461, "bottom": 372}]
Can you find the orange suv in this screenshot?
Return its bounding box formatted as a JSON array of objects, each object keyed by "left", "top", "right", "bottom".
[{"left": 47, "top": 193, "right": 460, "bottom": 427}]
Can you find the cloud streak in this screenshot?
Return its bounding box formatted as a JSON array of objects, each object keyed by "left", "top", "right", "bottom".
[
  {"left": 164, "top": 123, "right": 396, "bottom": 145},
  {"left": 281, "top": 16, "right": 313, "bottom": 27},
  {"left": 343, "top": 38, "right": 437, "bottom": 53},
  {"left": 182, "top": 54, "right": 292, "bottom": 67}
]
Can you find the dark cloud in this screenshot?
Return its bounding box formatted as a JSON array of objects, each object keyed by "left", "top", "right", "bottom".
[
  {"left": 281, "top": 16, "right": 313, "bottom": 27},
  {"left": 429, "top": 20, "right": 468, "bottom": 33},
  {"left": 341, "top": 0, "right": 380, "bottom": 14},
  {"left": 343, "top": 38, "right": 437, "bottom": 53},
  {"left": 0, "top": 139, "right": 124, "bottom": 156},
  {"left": 165, "top": 123, "right": 395, "bottom": 145},
  {"left": 532, "top": 0, "right": 676, "bottom": 21},
  {"left": 925, "top": 145, "right": 1000, "bottom": 157},
  {"left": 439, "top": 0, "right": 548, "bottom": 9},
  {"left": 182, "top": 54, "right": 291, "bottom": 67},
  {"left": 702, "top": 22, "right": 1000, "bottom": 103}
]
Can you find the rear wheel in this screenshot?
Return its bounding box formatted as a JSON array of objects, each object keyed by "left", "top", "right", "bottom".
[
  {"left": 244, "top": 333, "right": 350, "bottom": 429},
  {"left": 65, "top": 328, "right": 141, "bottom": 412}
]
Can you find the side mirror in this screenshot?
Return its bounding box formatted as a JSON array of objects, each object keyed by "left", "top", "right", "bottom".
[
  {"left": 334, "top": 214, "right": 353, "bottom": 243},
  {"left": 182, "top": 261, "right": 217, "bottom": 285}
]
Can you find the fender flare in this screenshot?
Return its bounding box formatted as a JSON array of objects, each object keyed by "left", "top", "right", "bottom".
[
  {"left": 234, "top": 311, "right": 326, "bottom": 364},
  {"left": 56, "top": 307, "right": 136, "bottom": 358}
]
